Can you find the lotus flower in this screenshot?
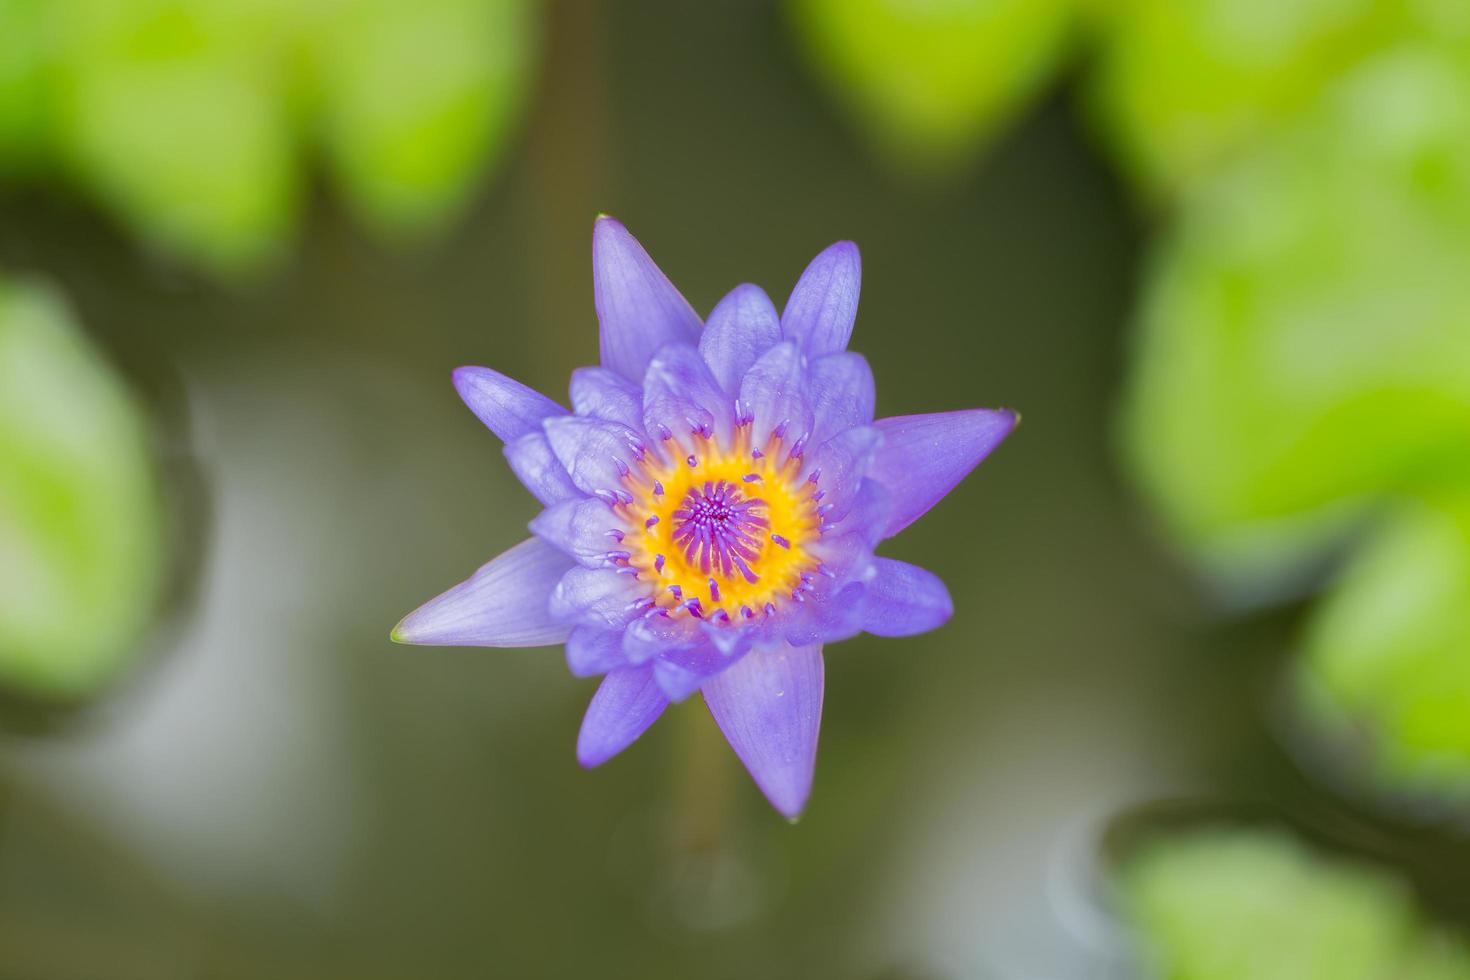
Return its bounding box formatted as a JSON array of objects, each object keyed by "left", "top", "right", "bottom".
[{"left": 394, "top": 217, "right": 1015, "bottom": 818}]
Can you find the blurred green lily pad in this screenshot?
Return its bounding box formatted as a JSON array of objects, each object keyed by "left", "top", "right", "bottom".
[
  {"left": 0, "top": 0, "right": 539, "bottom": 278},
  {"left": 314, "top": 0, "right": 537, "bottom": 240},
  {"left": 1118, "top": 826, "right": 1470, "bottom": 979},
  {"left": 0, "top": 0, "right": 55, "bottom": 176},
  {"left": 0, "top": 281, "right": 165, "bottom": 700},
  {"left": 787, "top": 0, "right": 1076, "bottom": 175},
  {"left": 1297, "top": 494, "right": 1470, "bottom": 804},
  {"left": 1088, "top": 0, "right": 1404, "bottom": 198},
  {"left": 56, "top": 17, "right": 299, "bottom": 277},
  {"left": 1119, "top": 44, "right": 1470, "bottom": 590}
]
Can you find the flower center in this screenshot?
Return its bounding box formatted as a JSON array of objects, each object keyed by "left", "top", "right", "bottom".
[
  {"left": 671, "top": 480, "right": 768, "bottom": 582},
  {"left": 613, "top": 427, "right": 823, "bottom": 624}
]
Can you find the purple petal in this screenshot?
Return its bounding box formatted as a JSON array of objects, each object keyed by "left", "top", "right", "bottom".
[
  {"left": 859, "top": 558, "right": 953, "bottom": 637},
  {"left": 700, "top": 617, "right": 756, "bottom": 657},
  {"left": 549, "top": 566, "right": 646, "bottom": 630},
  {"left": 785, "top": 529, "right": 877, "bottom": 646},
  {"left": 655, "top": 652, "right": 728, "bottom": 702},
  {"left": 783, "top": 579, "right": 868, "bottom": 647},
  {"left": 702, "top": 643, "right": 824, "bottom": 820},
  {"left": 700, "top": 283, "right": 781, "bottom": 394},
  {"left": 807, "top": 352, "right": 876, "bottom": 445},
  {"left": 503, "top": 432, "right": 582, "bottom": 507},
  {"left": 803, "top": 425, "right": 880, "bottom": 523},
  {"left": 543, "top": 415, "right": 645, "bottom": 498},
  {"left": 569, "top": 367, "right": 645, "bottom": 429},
  {"left": 738, "top": 341, "right": 813, "bottom": 450},
  {"left": 643, "top": 343, "right": 733, "bottom": 451},
  {"left": 566, "top": 625, "right": 628, "bottom": 677},
  {"left": 621, "top": 613, "right": 704, "bottom": 666},
  {"left": 808, "top": 522, "right": 879, "bottom": 579},
  {"left": 821, "top": 477, "right": 892, "bottom": 548},
  {"left": 528, "top": 497, "right": 630, "bottom": 567},
  {"left": 393, "top": 538, "right": 573, "bottom": 647},
  {"left": 651, "top": 634, "right": 752, "bottom": 701},
  {"left": 593, "top": 216, "right": 702, "bottom": 383},
  {"left": 868, "top": 409, "right": 1018, "bottom": 537},
  {"left": 577, "top": 666, "right": 668, "bottom": 767},
  {"left": 781, "top": 241, "right": 860, "bottom": 356},
  {"left": 452, "top": 366, "right": 567, "bottom": 442}
]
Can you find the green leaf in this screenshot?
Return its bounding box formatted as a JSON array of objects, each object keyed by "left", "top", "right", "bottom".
[
  {"left": 1118, "top": 45, "right": 1470, "bottom": 587},
  {"left": 0, "top": 0, "right": 540, "bottom": 277},
  {"left": 1297, "top": 494, "right": 1470, "bottom": 801},
  {"left": 313, "top": 0, "right": 538, "bottom": 240},
  {"left": 787, "top": 0, "right": 1076, "bottom": 175},
  {"left": 0, "top": 281, "right": 165, "bottom": 700},
  {"left": 1117, "top": 827, "right": 1470, "bottom": 980},
  {"left": 1088, "top": 0, "right": 1407, "bottom": 196},
  {"left": 0, "top": 0, "right": 56, "bottom": 176},
  {"left": 49, "top": 0, "right": 300, "bottom": 278}
]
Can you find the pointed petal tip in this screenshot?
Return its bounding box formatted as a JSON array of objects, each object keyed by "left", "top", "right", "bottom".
[
  {"left": 986, "top": 406, "right": 1021, "bottom": 444},
  {"left": 869, "top": 407, "right": 1018, "bottom": 537},
  {"left": 593, "top": 215, "right": 702, "bottom": 381},
  {"left": 783, "top": 241, "right": 862, "bottom": 355},
  {"left": 450, "top": 364, "right": 512, "bottom": 390},
  {"left": 389, "top": 609, "right": 448, "bottom": 646},
  {"left": 756, "top": 783, "right": 815, "bottom": 820},
  {"left": 718, "top": 281, "right": 777, "bottom": 309},
  {"left": 451, "top": 365, "right": 567, "bottom": 444},
  {"left": 772, "top": 792, "right": 811, "bottom": 821},
  {"left": 591, "top": 213, "right": 632, "bottom": 251},
  {"left": 575, "top": 742, "right": 609, "bottom": 769},
  {"left": 390, "top": 610, "right": 427, "bottom": 645},
  {"left": 575, "top": 723, "right": 646, "bottom": 769},
  {"left": 961, "top": 405, "right": 1021, "bottom": 443},
  {"left": 449, "top": 364, "right": 482, "bottom": 399},
  {"left": 449, "top": 365, "right": 490, "bottom": 404},
  {"left": 968, "top": 405, "right": 1020, "bottom": 425},
  {"left": 704, "top": 643, "right": 824, "bottom": 823},
  {"left": 394, "top": 539, "right": 574, "bottom": 647},
  {"left": 577, "top": 667, "right": 668, "bottom": 767}
]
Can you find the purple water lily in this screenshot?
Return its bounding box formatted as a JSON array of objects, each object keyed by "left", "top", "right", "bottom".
[{"left": 393, "top": 217, "right": 1015, "bottom": 818}]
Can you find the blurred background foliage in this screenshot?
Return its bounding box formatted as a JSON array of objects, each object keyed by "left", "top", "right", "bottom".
[
  {"left": 786, "top": 0, "right": 1079, "bottom": 174},
  {"left": 1115, "top": 36, "right": 1470, "bottom": 808},
  {"left": 1087, "top": 0, "right": 1470, "bottom": 198},
  {"left": 1117, "top": 825, "right": 1470, "bottom": 980},
  {"left": 1298, "top": 494, "right": 1470, "bottom": 809},
  {"left": 790, "top": 0, "right": 1470, "bottom": 823},
  {"left": 2, "top": 0, "right": 1470, "bottom": 977},
  {"left": 1120, "top": 40, "right": 1470, "bottom": 581},
  {"left": 0, "top": 0, "right": 537, "bottom": 278},
  {"left": 0, "top": 280, "right": 163, "bottom": 701}
]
